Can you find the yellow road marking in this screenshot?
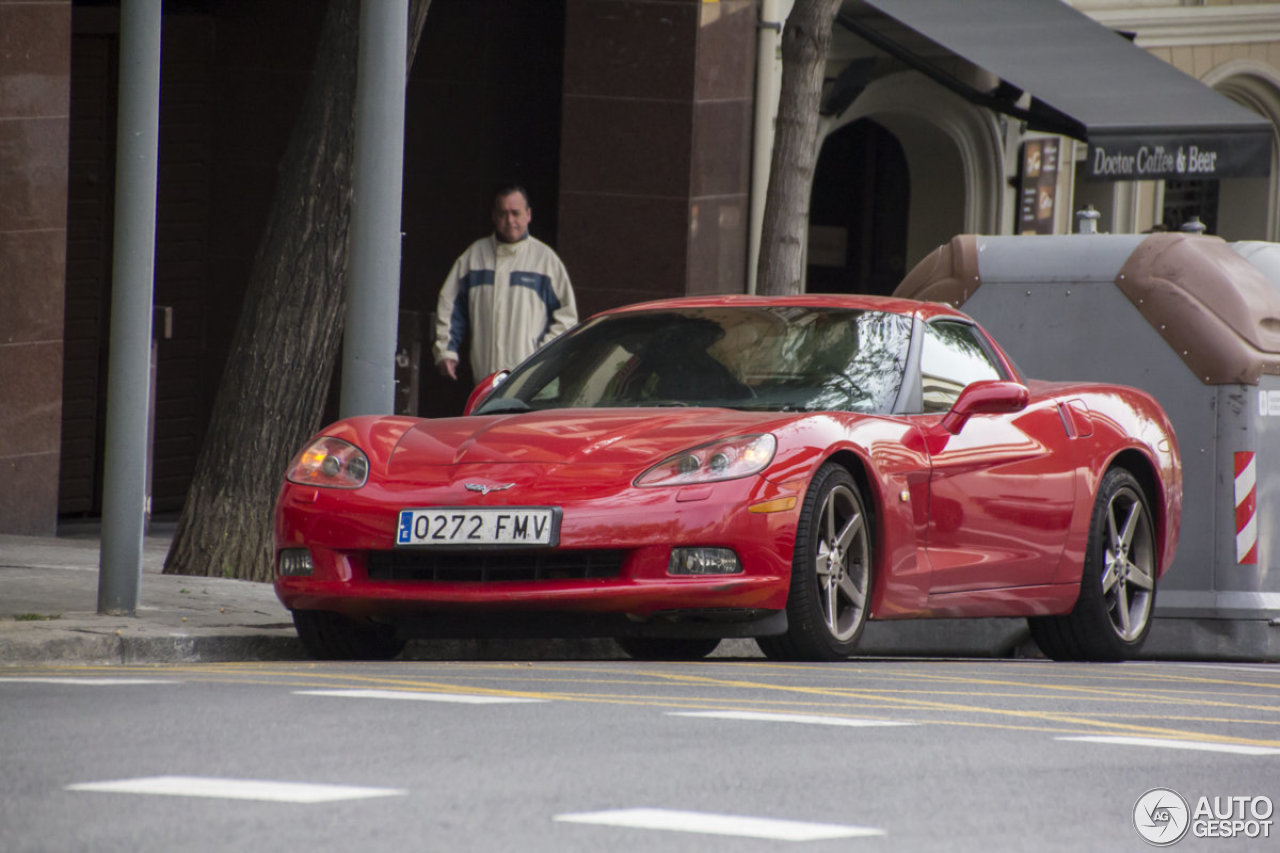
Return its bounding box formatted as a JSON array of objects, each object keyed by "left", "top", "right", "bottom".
[{"left": 8, "top": 661, "right": 1280, "bottom": 748}]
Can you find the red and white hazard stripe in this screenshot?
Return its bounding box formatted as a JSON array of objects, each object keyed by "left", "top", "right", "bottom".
[{"left": 1235, "top": 451, "right": 1258, "bottom": 565}]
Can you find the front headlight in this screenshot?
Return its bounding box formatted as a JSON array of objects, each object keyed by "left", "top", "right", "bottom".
[
  {"left": 286, "top": 436, "right": 370, "bottom": 489},
  {"left": 635, "top": 434, "right": 776, "bottom": 487}
]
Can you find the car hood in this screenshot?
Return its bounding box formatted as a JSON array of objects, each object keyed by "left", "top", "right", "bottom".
[{"left": 387, "top": 408, "right": 795, "bottom": 472}]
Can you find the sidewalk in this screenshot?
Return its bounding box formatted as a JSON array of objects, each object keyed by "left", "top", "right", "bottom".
[
  {"left": 0, "top": 525, "right": 625, "bottom": 665},
  {"left": 0, "top": 527, "right": 1038, "bottom": 666},
  {"left": 0, "top": 526, "right": 305, "bottom": 665}
]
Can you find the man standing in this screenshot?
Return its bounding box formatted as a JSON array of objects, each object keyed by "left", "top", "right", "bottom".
[{"left": 433, "top": 185, "right": 578, "bottom": 381}]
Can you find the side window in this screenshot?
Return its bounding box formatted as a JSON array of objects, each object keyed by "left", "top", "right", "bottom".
[{"left": 919, "top": 321, "right": 1004, "bottom": 413}]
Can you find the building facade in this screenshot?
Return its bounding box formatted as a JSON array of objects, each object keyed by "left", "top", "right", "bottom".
[
  {"left": 1, "top": 0, "right": 1277, "bottom": 534},
  {"left": 804, "top": 0, "right": 1280, "bottom": 297}
]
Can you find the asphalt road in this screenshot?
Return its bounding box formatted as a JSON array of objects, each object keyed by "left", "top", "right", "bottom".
[{"left": 3, "top": 658, "right": 1278, "bottom": 852}]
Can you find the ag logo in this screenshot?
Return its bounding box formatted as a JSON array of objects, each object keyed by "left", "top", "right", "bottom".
[{"left": 1135, "top": 788, "right": 1190, "bottom": 846}]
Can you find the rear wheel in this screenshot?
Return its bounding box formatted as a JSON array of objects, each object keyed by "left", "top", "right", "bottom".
[
  {"left": 757, "top": 463, "right": 871, "bottom": 661},
  {"left": 292, "top": 610, "right": 406, "bottom": 661},
  {"left": 1029, "top": 468, "right": 1157, "bottom": 661},
  {"left": 615, "top": 637, "right": 721, "bottom": 661}
]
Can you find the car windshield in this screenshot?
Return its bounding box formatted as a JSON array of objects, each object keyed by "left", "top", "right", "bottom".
[{"left": 475, "top": 306, "right": 913, "bottom": 415}]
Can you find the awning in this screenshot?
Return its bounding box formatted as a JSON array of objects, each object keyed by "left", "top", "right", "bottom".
[{"left": 838, "top": 0, "right": 1274, "bottom": 180}]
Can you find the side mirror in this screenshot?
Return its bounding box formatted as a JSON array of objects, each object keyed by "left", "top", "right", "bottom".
[
  {"left": 462, "top": 370, "right": 510, "bottom": 416},
  {"left": 939, "top": 380, "right": 1029, "bottom": 434}
]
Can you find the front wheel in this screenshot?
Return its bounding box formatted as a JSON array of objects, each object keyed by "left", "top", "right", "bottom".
[
  {"left": 757, "top": 463, "right": 872, "bottom": 661},
  {"left": 292, "top": 610, "right": 406, "bottom": 661},
  {"left": 1029, "top": 468, "right": 1157, "bottom": 661}
]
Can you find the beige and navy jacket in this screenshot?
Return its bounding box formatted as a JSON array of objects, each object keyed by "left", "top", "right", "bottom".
[{"left": 433, "top": 234, "right": 578, "bottom": 380}]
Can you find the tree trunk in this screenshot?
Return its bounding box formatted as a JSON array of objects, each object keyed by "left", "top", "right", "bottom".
[
  {"left": 756, "top": 0, "right": 842, "bottom": 296},
  {"left": 164, "top": 0, "right": 431, "bottom": 580}
]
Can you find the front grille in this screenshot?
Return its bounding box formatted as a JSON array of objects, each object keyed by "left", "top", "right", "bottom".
[{"left": 364, "top": 549, "right": 626, "bottom": 583}]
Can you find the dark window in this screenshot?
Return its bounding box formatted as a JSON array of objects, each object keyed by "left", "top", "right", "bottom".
[{"left": 1163, "top": 179, "right": 1219, "bottom": 233}]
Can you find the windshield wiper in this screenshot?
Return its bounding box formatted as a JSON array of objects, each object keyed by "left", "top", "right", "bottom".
[
  {"left": 722, "top": 402, "right": 793, "bottom": 412},
  {"left": 601, "top": 399, "right": 690, "bottom": 408},
  {"left": 474, "top": 398, "right": 532, "bottom": 415}
]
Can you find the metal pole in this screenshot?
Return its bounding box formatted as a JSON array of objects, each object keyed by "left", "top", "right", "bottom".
[
  {"left": 98, "top": 0, "right": 162, "bottom": 615},
  {"left": 340, "top": 0, "right": 408, "bottom": 417}
]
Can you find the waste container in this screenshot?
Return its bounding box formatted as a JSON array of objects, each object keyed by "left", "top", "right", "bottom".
[{"left": 893, "top": 232, "right": 1280, "bottom": 660}]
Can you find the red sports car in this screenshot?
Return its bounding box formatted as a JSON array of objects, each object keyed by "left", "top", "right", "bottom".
[{"left": 274, "top": 295, "right": 1181, "bottom": 662}]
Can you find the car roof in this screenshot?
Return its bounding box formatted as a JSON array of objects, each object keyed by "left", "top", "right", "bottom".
[{"left": 593, "top": 293, "right": 972, "bottom": 324}]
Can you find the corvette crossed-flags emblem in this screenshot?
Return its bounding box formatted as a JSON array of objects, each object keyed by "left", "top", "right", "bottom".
[{"left": 464, "top": 483, "right": 515, "bottom": 496}]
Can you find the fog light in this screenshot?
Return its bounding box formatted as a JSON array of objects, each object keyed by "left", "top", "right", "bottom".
[
  {"left": 277, "top": 548, "right": 314, "bottom": 576},
  {"left": 668, "top": 547, "right": 741, "bottom": 575}
]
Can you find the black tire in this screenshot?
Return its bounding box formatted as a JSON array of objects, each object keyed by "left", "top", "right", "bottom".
[
  {"left": 292, "top": 610, "right": 406, "bottom": 661},
  {"left": 755, "top": 463, "right": 871, "bottom": 661},
  {"left": 1029, "top": 468, "right": 1157, "bottom": 662},
  {"left": 615, "top": 637, "right": 721, "bottom": 661}
]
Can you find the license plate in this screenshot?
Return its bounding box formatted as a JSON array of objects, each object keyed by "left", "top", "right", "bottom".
[{"left": 395, "top": 507, "right": 560, "bottom": 547}]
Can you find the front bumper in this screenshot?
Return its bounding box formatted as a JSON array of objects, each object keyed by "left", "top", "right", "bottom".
[{"left": 273, "top": 471, "right": 799, "bottom": 630}]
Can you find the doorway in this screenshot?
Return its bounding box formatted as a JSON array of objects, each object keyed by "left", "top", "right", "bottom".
[{"left": 807, "top": 118, "right": 910, "bottom": 296}]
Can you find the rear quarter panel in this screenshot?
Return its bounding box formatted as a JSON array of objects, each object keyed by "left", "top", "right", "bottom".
[{"left": 1030, "top": 382, "right": 1182, "bottom": 583}]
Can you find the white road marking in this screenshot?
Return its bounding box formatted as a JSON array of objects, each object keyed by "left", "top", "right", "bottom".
[
  {"left": 555, "top": 808, "right": 884, "bottom": 841},
  {"left": 293, "top": 688, "right": 546, "bottom": 704},
  {"left": 0, "top": 678, "right": 175, "bottom": 686},
  {"left": 1058, "top": 736, "right": 1280, "bottom": 756},
  {"left": 669, "top": 710, "right": 912, "bottom": 727},
  {"left": 66, "top": 776, "right": 405, "bottom": 803}
]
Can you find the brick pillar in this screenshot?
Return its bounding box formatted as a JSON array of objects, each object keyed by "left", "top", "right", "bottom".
[
  {"left": 558, "top": 0, "right": 757, "bottom": 317},
  {"left": 0, "top": 1, "right": 71, "bottom": 534}
]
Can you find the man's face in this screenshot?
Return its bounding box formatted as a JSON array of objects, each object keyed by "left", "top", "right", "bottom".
[{"left": 492, "top": 191, "right": 532, "bottom": 243}]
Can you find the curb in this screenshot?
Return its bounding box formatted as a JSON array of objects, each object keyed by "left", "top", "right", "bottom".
[{"left": 0, "top": 631, "right": 307, "bottom": 666}]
